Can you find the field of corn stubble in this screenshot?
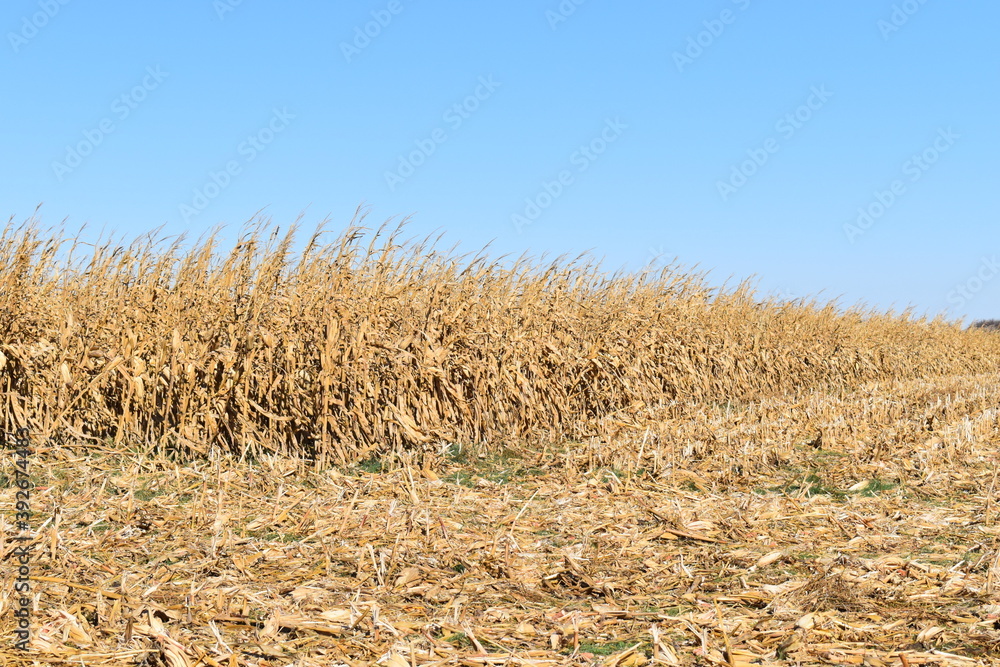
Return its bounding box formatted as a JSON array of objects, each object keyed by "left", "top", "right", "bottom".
[{"left": 2, "top": 216, "right": 1000, "bottom": 666}]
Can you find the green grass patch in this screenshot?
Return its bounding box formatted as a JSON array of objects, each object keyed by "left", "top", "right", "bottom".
[
  {"left": 444, "top": 443, "right": 474, "bottom": 464},
  {"left": 772, "top": 473, "right": 845, "bottom": 498},
  {"left": 355, "top": 458, "right": 384, "bottom": 474},
  {"left": 655, "top": 605, "right": 684, "bottom": 616},
  {"left": 442, "top": 445, "right": 548, "bottom": 487},
  {"left": 261, "top": 531, "right": 299, "bottom": 543},
  {"left": 853, "top": 478, "right": 897, "bottom": 496},
  {"left": 566, "top": 640, "right": 646, "bottom": 656},
  {"left": 596, "top": 468, "right": 626, "bottom": 484},
  {"left": 133, "top": 488, "right": 161, "bottom": 501},
  {"left": 443, "top": 470, "right": 475, "bottom": 487},
  {"left": 762, "top": 472, "right": 898, "bottom": 499}
]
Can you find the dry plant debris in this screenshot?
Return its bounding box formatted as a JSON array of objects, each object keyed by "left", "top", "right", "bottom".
[
  {"left": 2, "top": 371, "right": 1000, "bottom": 665},
  {"left": 1, "top": 216, "right": 999, "bottom": 462},
  {"left": 2, "top": 218, "right": 1000, "bottom": 663}
]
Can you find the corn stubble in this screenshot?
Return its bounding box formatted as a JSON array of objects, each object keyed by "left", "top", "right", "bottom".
[{"left": 1, "top": 212, "right": 998, "bottom": 463}]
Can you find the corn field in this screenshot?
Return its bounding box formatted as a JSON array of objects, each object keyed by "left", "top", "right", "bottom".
[
  {"left": 4, "top": 213, "right": 1000, "bottom": 665},
  {"left": 1, "top": 212, "right": 998, "bottom": 465}
]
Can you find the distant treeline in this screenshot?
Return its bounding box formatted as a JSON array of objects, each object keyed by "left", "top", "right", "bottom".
[{"left": 971, "top": 320, "right": 1000, "bottom": 330}]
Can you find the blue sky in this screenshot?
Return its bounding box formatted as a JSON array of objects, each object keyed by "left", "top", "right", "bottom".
[{"left": 3, "top": 1, "right": 997, "bottom": 322}]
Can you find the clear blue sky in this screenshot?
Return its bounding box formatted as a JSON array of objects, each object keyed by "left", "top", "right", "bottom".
[{"left": 3, "top": 1, "right": 997, "bottom": 322}]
